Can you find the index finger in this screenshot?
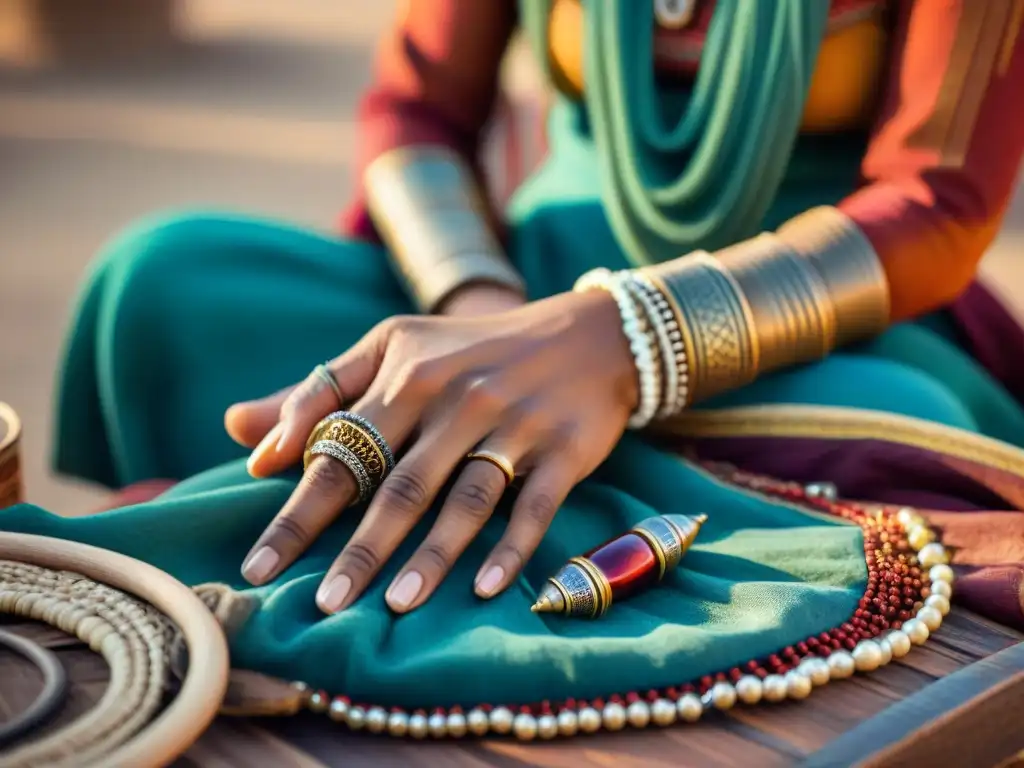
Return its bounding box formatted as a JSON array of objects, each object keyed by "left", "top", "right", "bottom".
[{"left": 240, "top": 396, "right": 416, "bottom": 586}]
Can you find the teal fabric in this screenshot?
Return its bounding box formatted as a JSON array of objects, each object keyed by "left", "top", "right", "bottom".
[
  {"left": 3, "top": 96, "right": 1024, "bottom": 710},
  {"left": 520, "top": 1, "right": 836, "bottom": 263}
]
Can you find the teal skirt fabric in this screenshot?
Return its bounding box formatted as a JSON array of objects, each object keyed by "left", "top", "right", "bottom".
[{"left": 3, "top": 107, "right": 1024, "bottom": 709}]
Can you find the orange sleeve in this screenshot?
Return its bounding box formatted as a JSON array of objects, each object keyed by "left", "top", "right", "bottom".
[
  {"left": 340, "top": 0, "right": 517, "bottom": 239},
  {"left": 838, "top": 0, "right": 1024, "bottom": 322}
]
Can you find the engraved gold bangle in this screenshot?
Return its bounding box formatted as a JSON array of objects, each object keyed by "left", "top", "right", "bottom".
[
  {"left": 775, "top": 206, "right": 890, "bottom": 344},
  {"left": 364, "top": 146, "right": 526, "bottom": 313},
  {"left": 714, "top": 234, "right": 838, "bottom": 371},
  {"left": 644, "top": 252, "right": 760, "bottom": 404}
]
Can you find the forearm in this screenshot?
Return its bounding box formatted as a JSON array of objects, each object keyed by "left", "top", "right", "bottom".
[{"left": 340, "top": 0, "right": 525, "bottom": 313}]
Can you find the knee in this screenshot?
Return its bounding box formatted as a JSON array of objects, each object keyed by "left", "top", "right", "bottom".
[{"left": 97, "top": 210, "right": 238, "bottom": 281}]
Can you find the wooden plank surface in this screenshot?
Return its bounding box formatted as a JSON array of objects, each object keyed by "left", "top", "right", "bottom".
[{"left": 1, "top": 611, "right": 1022, "bottom": 767}]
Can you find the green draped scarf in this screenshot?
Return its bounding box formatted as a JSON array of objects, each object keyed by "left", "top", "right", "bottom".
[{"left": 518, "top": 0, "right": 832, "bottom": 264}]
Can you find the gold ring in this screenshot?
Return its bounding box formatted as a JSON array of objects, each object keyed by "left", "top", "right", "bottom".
[
  {"left": 313, "top": 363, "right": 344, "bottom": 406},
  {"left": 466, "top": 450, "right": 516, "bottom": 486}
]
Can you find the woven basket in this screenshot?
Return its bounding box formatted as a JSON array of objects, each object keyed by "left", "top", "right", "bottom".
[{"left": 0, "top": 402, "right": 23, "bottom": 509}]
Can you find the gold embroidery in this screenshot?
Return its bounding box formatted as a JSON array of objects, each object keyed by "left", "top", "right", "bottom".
[
  {"left": 908, "top": 2, "right": 1016, "bottom": 168},
  {"left": 655, "top": 404, "right": 1024, "bottom": 478},
  {"left": 998, "top": 0, "right": 1024, "bottom": 75}
]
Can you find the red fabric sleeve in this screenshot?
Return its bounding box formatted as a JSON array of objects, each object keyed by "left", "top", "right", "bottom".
[
  {"left": 339, "top": 0, "right": 517, "bottom": 240},
  {"left": 839, "top": 0, "right": 1024, "bottom": 322}
]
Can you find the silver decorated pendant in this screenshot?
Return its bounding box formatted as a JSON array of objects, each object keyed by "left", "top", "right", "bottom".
[{"left": 654, "top": 0, "right": 696, "bottom": 29}]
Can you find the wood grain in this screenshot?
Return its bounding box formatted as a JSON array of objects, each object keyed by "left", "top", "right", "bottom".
[{"left": 1, "top": 611, "right": 1022, "bottom": 767}]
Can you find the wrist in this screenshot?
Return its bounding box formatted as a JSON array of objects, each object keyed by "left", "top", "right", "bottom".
[{"left": 440, "top": 282, "right": 527, "bottom": 317}]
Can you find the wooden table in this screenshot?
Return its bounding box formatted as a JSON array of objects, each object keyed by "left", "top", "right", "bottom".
[{"left": 2, "top": 610, "right": 1022, "bottom": 767}]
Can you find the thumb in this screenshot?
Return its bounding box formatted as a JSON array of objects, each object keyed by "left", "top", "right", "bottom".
[{"left": 225, "top": 387, "right": 293, "bottom": 449}]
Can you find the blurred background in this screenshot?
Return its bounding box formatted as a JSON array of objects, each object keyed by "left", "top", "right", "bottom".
[{"left": 1, "top": 0, "right": 1022, "bottom": 514}]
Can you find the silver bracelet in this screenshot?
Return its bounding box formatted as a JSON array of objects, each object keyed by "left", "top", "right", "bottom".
[
  {"left": 627, "top": 273, "right": 690, "bottom": 416},
  {"left": 574, "top": 268, "right": 661, "bottom": 429}
]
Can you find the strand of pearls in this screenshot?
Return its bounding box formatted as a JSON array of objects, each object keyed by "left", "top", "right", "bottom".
[
  {"left": 622, "top": 272, "right": 690, "bottom": 416},
  {"left": 574, "top": 268, "right": 663, "bottom": 428},
  {"left": 292, "top": 475, "right": 955, "bottom": 741}
]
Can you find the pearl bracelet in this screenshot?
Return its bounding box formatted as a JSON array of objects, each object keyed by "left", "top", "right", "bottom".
[
  {"left": 574, "top": 268, "right": 661, "bottom": 429},
  {"left": 621, "top": 273, "right": 690, "bottom": 417}
]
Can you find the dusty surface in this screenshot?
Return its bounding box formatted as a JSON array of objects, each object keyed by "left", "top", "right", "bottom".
[{"left": 1, "top": 0, "right": 1022, "bottom": 513}]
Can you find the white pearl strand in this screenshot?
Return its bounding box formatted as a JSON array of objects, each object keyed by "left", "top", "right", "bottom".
[
  {"left": 297, "top": 503, "right": 954, "bottom": 741},
  {"left": 574, "top": 268, "right": 663, "bottom": 428},
  {"left": 622, "top": 272, "right": 690, "bottom": 417}
]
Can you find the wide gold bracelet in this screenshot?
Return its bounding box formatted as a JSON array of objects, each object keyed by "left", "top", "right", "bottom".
[
  {"left": 364, "top": 146, "right": 526, "bottom": 313},
  {"left": 644, "top": 206, "right": 890, "bottom": 406}
]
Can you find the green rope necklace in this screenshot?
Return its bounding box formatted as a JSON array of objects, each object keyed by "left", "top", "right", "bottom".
[{"left": 519, "top": 0, "right": 832, "bottom": 265}]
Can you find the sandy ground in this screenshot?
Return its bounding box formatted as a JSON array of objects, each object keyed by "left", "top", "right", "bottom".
[{"left": 1, "top": 0, "right": 1022, "bottom": 513}]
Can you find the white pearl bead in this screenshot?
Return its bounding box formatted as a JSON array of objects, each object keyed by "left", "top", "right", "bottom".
[
  {"left": 328, "top": 698, "right": 348, "bottom": 722},
  {"left": 577, "top": 707, "right": 603, "bottom": 733},
  {"left": 903, "top": 618, "right": 930, "bottom": 645},
  {"left": 650, "top": 699, "right": 677, "bottom": 726},
  {"left": 735, "top": 675, "right": 763, "bottom": 704},
  {"left": 886, "top": 630, "right": 912, "bottom": 658},
  {"left": 799, "top": 658, "right": 831, "bottom": 687},
  {"left": 408, "top": 713, "right": 429, "bottom": 739},
  {"left": 918, "top": 543, "right": 949, "bottom": 568},
  {"left": 805, "top": 482, "right": 838, "bottom": 500},
  {"left": 907, "top": 525, "right": 935, "bottom": 551},
  {"left": 536, "top": 714, "right": 559, "bottom": 740},
  {"left": 466, "top": 708, "right": 489, "bottom": 736},
  {"left": 513, "top": 713, "right": 538, "bottom": 741},
  {"left": 556, "top": 709, "right": 579, "bottom": 737},
  {"left": 761, "top": 675, "right": 788, "bottom": 702},
  {"left": 708, "top": 682, "right": 737, "bottom": 710},
  {"left": 307, "top": 690, "right": 329, "bottom": 713},
  {"left": 877, "top": 638, "right": 893, "bottom": 666},
  {"left": 346, "top": 706, "right": 366, "bottom": 730},
  {"left": 602, "top": 702, "right": 627, "bottom": 731},
  {"left": 785, "top": 671, "right": 812, "bottom": 700},
  {"left": 428, "top": 712, "right": 448, "bottom": 738},
  {"left": 446, "top": 712, "right": 468, "bottom": 738},
  {"left": 930, "top": 580, "right": 953, "bottom": 600},
  {"left": 387, "top": 711, "right": 409, "bottom": 737},
  {"left": 925, "top": 593, "right": 951, "bottom": 617},
  {"left": 929, "top": 564, "right": 955, "bottom": 584},
  {"left": 916, "top": 605, "right": 943, "bottom": 632},
  {"left": 626, "top": 701, "right": 651, "bottom": 728},
  {"left": 827, "top": 651, "right": 855, "bottom": 679},
  {"left": 489, "top": 706, "right": 514, "bottom": 734},
  {"left": 852, "top": 641, "right": 884, "bottom": 672},
  {"left": 365, "top": 706, "right": 388, "bottom": 733},
  {"left": 896, "top": 507, "right": 924, "bottom": 529},
  {"left": 676, "top": 693, "right": 703, "bottom": 722}
]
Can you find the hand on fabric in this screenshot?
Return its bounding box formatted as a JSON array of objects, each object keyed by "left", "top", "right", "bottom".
[{"left": 224, "top": 290, "right": 638, "bottom": 614}]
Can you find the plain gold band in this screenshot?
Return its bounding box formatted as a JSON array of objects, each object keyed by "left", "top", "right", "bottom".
[{"left": 466, "top": 450, "right": 516, "bottom": 486}]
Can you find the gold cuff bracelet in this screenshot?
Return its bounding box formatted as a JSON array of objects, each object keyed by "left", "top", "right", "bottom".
[
  {"left": 645, "top": 206, "right": 890, "bottom": 406},
  {"left": 364, "top": 146, "right": 526, "bottom": 313}
]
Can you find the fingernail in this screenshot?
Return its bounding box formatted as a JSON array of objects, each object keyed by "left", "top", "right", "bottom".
[
  {"left": 475, "top": 565, "right": 505, "bottom": 598},
  {"left": 242, "top": 546, "right": 279, "bottom": 584},
  {"left": 386, "top": 571, "right": 423, "bottom": 611},
  {"left": 247, "top": 422, "right": 284, "bottom": 476},
  {"left": 316, "top": 574, "right": 352, "bottom": 614}
]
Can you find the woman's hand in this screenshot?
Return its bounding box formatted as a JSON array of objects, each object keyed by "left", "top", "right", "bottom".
[{"left": 224, "top": 290, "right": 638, "bottom": 615}]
